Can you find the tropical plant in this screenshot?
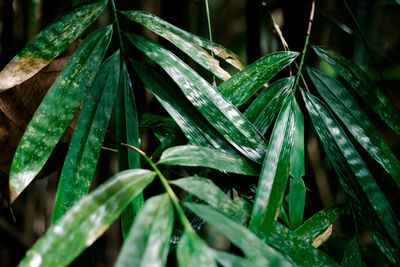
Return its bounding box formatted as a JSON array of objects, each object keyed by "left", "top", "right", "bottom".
[{"left": 1, "top": 0, "right": 399, "bottom": 266}]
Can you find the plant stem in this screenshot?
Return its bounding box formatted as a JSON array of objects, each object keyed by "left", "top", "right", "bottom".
[
  {"left": 204, "top": 0, "right": 216, "bottom": 86},
  {"left": 110, "top": 0, "right": 125, "bottom": 55},
  {"left": 294, "top": 0, "right": 315, "bottom": 92},
  {"left": 121, "top": 143, "right": 195, "bottom": 233}
]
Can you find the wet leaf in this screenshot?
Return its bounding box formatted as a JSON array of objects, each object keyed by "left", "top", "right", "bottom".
[
  {"left": 177, "top": 231, "right": 217, "bottom": 267},
  {"left": 52, "top": 50, "right": 120, "bottom": 223},
  {"left": 19, "top": 169, "right": 155, "bottom": 267},
  {"left": 9, "top": 26, "right": 112, "bottom": 202},
  {"left": 128, "top": 34, "right": 267, "bottom": 163},
  {"left": 159, "top": 145, "right": 258, "bottom": 176},
  {"left": 312, "top": 46, "right": 400, "bottom": 135},
  {"left": 115, "top": 194, "right": 174, "bottom": 267},
  {"left": 308, "top": 67, "right": 400, "bottom": 187},
  {"left": 302, "top": 90, "right": 400, "bottom": 264},
  {"left": 217, "top": 52, "right": 298, "bottom": 106},
  {"left": 0, "top": 1, "right": 107, "bottom": 91}
]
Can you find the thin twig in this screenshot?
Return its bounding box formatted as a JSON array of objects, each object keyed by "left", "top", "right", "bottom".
[
  {"left": 101, "top": 146, "right": 118, "bottom": 153},
  {"left": 121, "top": 142, "right": 146, "bottom": 156},
  {"left": 204, "top": 0, "right": 216, "bottom": 87}
]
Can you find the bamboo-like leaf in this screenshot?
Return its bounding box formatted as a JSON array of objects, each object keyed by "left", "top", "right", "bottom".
[
  {"left": 121, "top": 10, "right": 245, "bottom": 72},
  {"left": 52, "top": 51, "right": 120, "bottom": 223},
  {"left": 116, "top": 63, "right": 143, "bottom": 239},
  {"left": 0, "top": 1, "right": 107, "bottom": 91},
  {"left": 212, "top": 250, "right": 254, "bottom": 267},
  {"left": 177, "top": 231, "right": 217, "bottom": 267},
  {"left": 289, "top": 99, "right": 306, "bottom": 229},
  {"left": 115, "top": 194, "right": 174, "bottom": 267},
  {"left": 131, "top": 60, "right": 236, "bottom": 154},
  {"left": 9, "top": 26, "right": 112, "bottom": 203},
  {"left": 302, "top": 90, "right": 400, "bottom": 264},
  {"left": 249, "top": 96, "right": 297, "bottom": 235},
  {"left": 295, "top": 204, "right": 347, "bottom": 243},
  {"left": 186, "top": 203, "right": 293, "bottom": 267},
  {"left": 19, "top": 169, "right": 156, "bottom": 267},
  {"left": 171, "top": 177, "right": 250, "bottom": 224},
  {"left": 217, "top": 53, "right": 298, "bottom": 106},
  {"left": 128, "top": 35, "right": 267, "bottom": 163},
  {"left": 312, "top": 46, "right": 400, "bottom": 134},
  {"left": 152, "top": 128, "right": 187, "bottom": 160},
  {"left": 307, "top": 67, "right": 400, "bottom": 187},
  {"left": 159, "top": 145, "right": 258, "bottom": 176},
  {"left": 341, "top": 238, "right": 364, "bottom": 267},
  {"left": 244, "top": 77, "right": 294, "bottom": 134}
]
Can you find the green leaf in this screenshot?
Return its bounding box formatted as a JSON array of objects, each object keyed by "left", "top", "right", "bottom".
[
  {"left": 159, "top": 145, "right": 258, "bottom": 176},
  {"left": 249, "top": 96, "right": 297, "bottom": 235},
  {"left": 217, "top": 52, "right": 298, "bottom": 106},
  {"left": 131, "top": 60, "right": 235, "bottom": 154},
  {"left": 294, "top": 204, "right": 347, "bottom": 243},
  {"left": 171, "top": 177, "right": 250, "bottom": 224},
  {"left": 9, "top": 26, "right": 112, "bottom": 202},
  {"left": 186, "top": 203, "right": 293, "bottom": 267},
  {"left": 19, "top": 169, "right": 156, "bottom": 267},
  {"left": 177, "top": 231, "right": 217, "bottom": 267},
  {"left": 0, "top": 1, "right": 107, "bottom": 91},
  {"left": 312, "top": 46, "right": 400, "bottom": 135},
  {"left": 116, "top": 62, "right": 143, "bottom": 239},
  {"left": 115, "top": 194, "right": 174, "bottom": 267},
  {"left": 341, "top": 238, "right": 364, "bottom": 267},
  {"left": 307, "top": 67, "right": 400, "bottom": 187},
  {"left": 52, "top": 50, "right": 120, "bottom": 223},
  {"left": 288, "top": 98, "right": 306, "bottom": 229},
  {"left": 152, "top": 127, "right": 187, "bottom": 160},
  {"left": 128, "top": 34, "right": 267, "bottom": 163},
  {"left": 244, "top": 77, "right": 294, "bottom": 135},
  {"left": 212, "top": 250, "right": 255, "bottom": 267},
  {"left": 302, "top": 90, "right": 400, "bottom": 264},
  {"left": 121, "top": 10, "right": 245, "bottom": 72}
]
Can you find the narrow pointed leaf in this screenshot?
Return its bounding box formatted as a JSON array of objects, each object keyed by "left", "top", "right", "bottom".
[
  {"left": 116, "top": 62, "right": 143, "bottom": 239},
  {"left": 244, "top": 77, "right": 294, "bottom": 134},
  {"left": 217, "top": 52, "right": 298, "bottom": 106},
  {"left": 52, "top": 51, "right": 120, "bottom": 223},
  {"left": 116, "top": 194, "right": 174, "bottom": 267},
  {"left": 308, "top": 67, "right": 400, "bottom": 187},
  {"left": 121, "top": 10, "right": 245, "bottom": 72},
  {"left": 0, "top": 1, "right": 107, "bottom": 91},
  {"left": 302, "top": 90, "right": 400, "bottom": 264},
  {"left": 131, "top": 60, "right": 235, "bottom": 153},
  {"left": 171, "top": 177, "right": 250, "bottom": 224},
  {"left": 128, "top": 34, "right": 267, "bottom": 163},
  {"left": 289, "top": 99, "right": 306, "bottom": 229},
  {"left": 249, "top": 96, "right": 297, "bottom": 235},
  {"left": 177, "top": 231, "right": 217, "bottom": 267},
  {"left": 312, "top": 46, "right": 400, "bottom": 134},
  {"left": 341, "top": 238, "right": 364, "bottom": 267},
  {"left": 212, "top": 250, "right": 254, "bottom": 267},
  {"left": 19, "top": 169, "right": 156, "bottom": 267},
  {"left": 9, "top": 26, "right": 112, "bottom": 202},
  {"left": 159, "top": 145, "right": 258, "bottom": 176},
  {"left": 186, "top": 203, "right": 293, "bottom": 267},
  {"left": 295, "top": 204, "right": 347, "bottom": 243}
]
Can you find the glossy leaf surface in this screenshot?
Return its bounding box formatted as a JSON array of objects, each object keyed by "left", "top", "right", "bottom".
[
  {"left": 212, "top": 250, "right": 254, "bottom": 267},
  {"left": 9, "top": 26, "right": 112, "bottom": 202},
  {"left": 131, "top": 60, "right": 235, "bottom": 153},
  {"left": 249, "top": 96, "right": 297, "bottom": 235},
  {"left": 244, "top": 77, "right": 294, "bottom": 134},
  {"left": 0, "top": 1, "right": 107, "bottom": 90},
  {"left": 171, "top": 177, "right": 250, "bottom": 224},
  {"left": 19, "top": 169, "right": 156, "bottom": 267},
  {"left": 121, "top": 10, "right": 245, "bottom": 72},
  {"left": 341, "top": 238, "right": 364, "bottom": 267},
  {"left": 312, "top": 46, "right": 400, "bottom": 134},
  {"left": 115, "top": 194, "right": 173, "bottom": 267},
  {"left": 217, "top": 52, "right": 298, "bottom": 106},
  {"left": 128, "top": 34, "right": 268, "bottom": 163},
  {"left": 302, "top": 90, "right": 400, "bottom": 264},
  {"left": 308, "top": 67, "right": 400, "bottom": 187},
  {"left": 52, "top": 51, "right": 120, "bottom": 223},
  {"left": 186, "top": 203, "right": 293, "bottom": 267},
  {"left": 177, "top": 231, "right": 217, "bottom": 267},
  {"left": 159, "top": 145, "right": 258, "bottom": 176}
]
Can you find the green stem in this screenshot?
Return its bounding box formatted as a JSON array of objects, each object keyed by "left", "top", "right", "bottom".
[
  {"left": 204, "top": 0, "right": 216, "bottom": 86},
  {"left": 110, "top": 0, "right": 125, "bottom": 55}
]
